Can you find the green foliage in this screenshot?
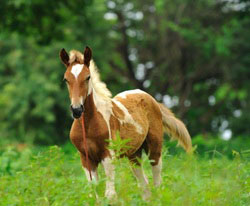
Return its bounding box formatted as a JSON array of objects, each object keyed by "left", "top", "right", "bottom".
[
  {"left": 106, "top": 132, "right": 132, "bottom": 158},
  {"left": 0, "top": 0, "right": 250, "bottom": 144},
  {"left": 0, "top": 146, "right": 32, "bottom": 175},
  {"left": 0, "top": 0, "right": 116, "bottom": 144},
  {"left": 0, "top": 34, "right": 70, "bottom": 144},
  {"left": 165, "top": 135, "right": 250, "bottom": 159},
  {"left": 0, "top": 145, "right": 249, "bottom": 205}
]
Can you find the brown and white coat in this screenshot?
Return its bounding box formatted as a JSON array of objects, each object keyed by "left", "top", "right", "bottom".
[{"left": 60, "top": 47, "right": 192, "bottom": 200}]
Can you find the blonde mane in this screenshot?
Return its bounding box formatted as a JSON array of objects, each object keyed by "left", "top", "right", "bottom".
[{"left": 89, "top": 60, "right": 112, "bottom": 100}]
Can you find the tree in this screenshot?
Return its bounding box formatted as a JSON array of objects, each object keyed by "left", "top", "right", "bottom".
[
  {"left": 105, "top": 0, "right": 250, "bottom": 137},
  {"left": 0, "top": 0, "right": 249, "bottom": 144}
]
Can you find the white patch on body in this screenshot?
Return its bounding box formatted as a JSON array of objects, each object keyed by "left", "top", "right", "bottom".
[
  {"left": 87, "top": 61, "right": 113, "bottom": 140},
  {"left": 102, "top": 157, "right": 117, "bottom": 199},
  {"left": 112, "top": 99, "right": 143, "bottom": 134},
  {"left": 132, "top": 167, "right": 151, "bottom": 200},
  {"left": 117, "top": 89, "right": 145, "bottom": 99},
  {"left": 92, "top": 87, "right": 112, "bottom": 139},
  {"left": 71, "top": 64, "right": 83, "bottom": 79},
  {"left": 152, "top": 157, "right": 162, "bottom": 187}
]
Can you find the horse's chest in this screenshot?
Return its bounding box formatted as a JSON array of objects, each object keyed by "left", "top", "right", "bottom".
[
  {"left": 70, "top": 119, "right": 109, "bottom": 162},
  {"left": 83, "top": 130, "right": 109, "bottom": 162}
]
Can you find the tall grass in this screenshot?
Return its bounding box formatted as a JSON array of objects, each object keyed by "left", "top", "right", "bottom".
[{"left": 0, "top": 144, "right": 249, "bottom": 206}]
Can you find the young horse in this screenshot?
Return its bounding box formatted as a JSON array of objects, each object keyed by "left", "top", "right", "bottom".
[{"left": 59, "top": 46, "right": 192, "bottom": 200}]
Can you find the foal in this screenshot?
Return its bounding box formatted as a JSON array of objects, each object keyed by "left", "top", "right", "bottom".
[{"left": 59, "top": 46, "right": 192, "bottom": 200}]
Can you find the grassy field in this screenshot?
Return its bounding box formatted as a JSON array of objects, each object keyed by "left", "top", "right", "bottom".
[{"left": 0, "top": 142, "right": 249, "bottom": 206}]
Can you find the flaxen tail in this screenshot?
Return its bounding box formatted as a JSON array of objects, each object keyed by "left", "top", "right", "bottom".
[{"left": 158, "top": 103, "right": 192, "bottom": 153}]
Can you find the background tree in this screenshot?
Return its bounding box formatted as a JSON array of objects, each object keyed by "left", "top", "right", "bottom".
[{"left": 0, "top": 0, "right": 249, "bottom": 144}]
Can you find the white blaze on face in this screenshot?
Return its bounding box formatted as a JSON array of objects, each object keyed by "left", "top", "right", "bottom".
[
  {"left": 70, "top": 64, "right": 84, "bottom": 107},
  {"left": 71, "top": 64, "right": 84, "bottom": 79}
]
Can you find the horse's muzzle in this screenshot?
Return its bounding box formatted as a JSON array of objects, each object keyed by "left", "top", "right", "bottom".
[{"left": 71, "top": 105, "right": 84, "bottom": 119}]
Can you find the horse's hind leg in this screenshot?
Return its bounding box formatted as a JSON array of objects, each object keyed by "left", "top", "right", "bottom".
[
  {"left": 146, "top": 126, "right": 163, "bottom": 187},
  {"left": 128, "top": 144, "right": 151, "bottom": 200},
  {"left": 152, "top": 156, "right": 162, "bottom": 186}
]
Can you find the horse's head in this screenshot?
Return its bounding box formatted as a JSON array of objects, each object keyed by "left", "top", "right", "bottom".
[{"left": 59, "top": 46, "right": 92, "bottom": 119}]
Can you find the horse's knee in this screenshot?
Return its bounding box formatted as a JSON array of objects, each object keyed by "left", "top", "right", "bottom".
[{"left": 149, "top": 151, "right": 162, "bottom": 166}]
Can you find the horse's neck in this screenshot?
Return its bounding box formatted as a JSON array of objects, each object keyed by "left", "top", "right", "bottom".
[{"left": 83, "top": 91, "right": 112, "bottom": 138}]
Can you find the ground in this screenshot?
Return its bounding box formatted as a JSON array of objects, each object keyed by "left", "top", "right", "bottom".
[{"left": 0, "top": 142, "right": 249, "bottom": 206}]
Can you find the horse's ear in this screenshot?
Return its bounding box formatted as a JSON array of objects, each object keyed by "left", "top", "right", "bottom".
[
  {"left": 59, "top": 48, "right": 69, "bottom": 66},
  {"left": 83, "top": 46, "right": 92, "bottom": 67}
]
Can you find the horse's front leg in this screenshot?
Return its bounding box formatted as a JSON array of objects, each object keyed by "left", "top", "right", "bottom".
[
  {"left": 102, "top": 154, "right": 117, "bottom": 200},
  {"left": 80, "top": 153, "right": 98, "bottom": 182}
]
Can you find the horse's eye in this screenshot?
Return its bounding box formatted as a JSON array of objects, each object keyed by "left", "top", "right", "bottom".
[{"left": 86, "top": 76, "right": 91, "bottom": 81}]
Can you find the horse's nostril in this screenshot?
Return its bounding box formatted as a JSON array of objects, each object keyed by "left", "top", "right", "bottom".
[{"left": 71, "top": 105, "right": 84, "bottom": 119}]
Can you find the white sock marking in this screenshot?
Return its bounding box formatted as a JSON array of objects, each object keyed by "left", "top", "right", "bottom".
[
  {"left": 102, "top": 157, "right": 116, "bottom": 199},
  {"left": 132, "top": 167, "right": 151, "bottom": 200},
  {"left": 71, "top": 64, "right": 83, "bottom": 79},
  {"left": 132, "top": 167, "right": 149, "bottom": 186},
  {"left": 152, "top": 157, "right": 162, "bottom": 187},
  {"left": 83, "top": 168, "right": 98, "bottom": 182}
]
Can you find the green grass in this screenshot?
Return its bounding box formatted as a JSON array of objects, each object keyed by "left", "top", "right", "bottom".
[{"left": 0, "top": 144, "right": 249, "bottom": 206}]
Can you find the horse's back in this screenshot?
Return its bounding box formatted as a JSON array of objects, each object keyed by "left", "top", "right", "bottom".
[{"left": 113, "top": 89, "right": 162, "bottom": 120}]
